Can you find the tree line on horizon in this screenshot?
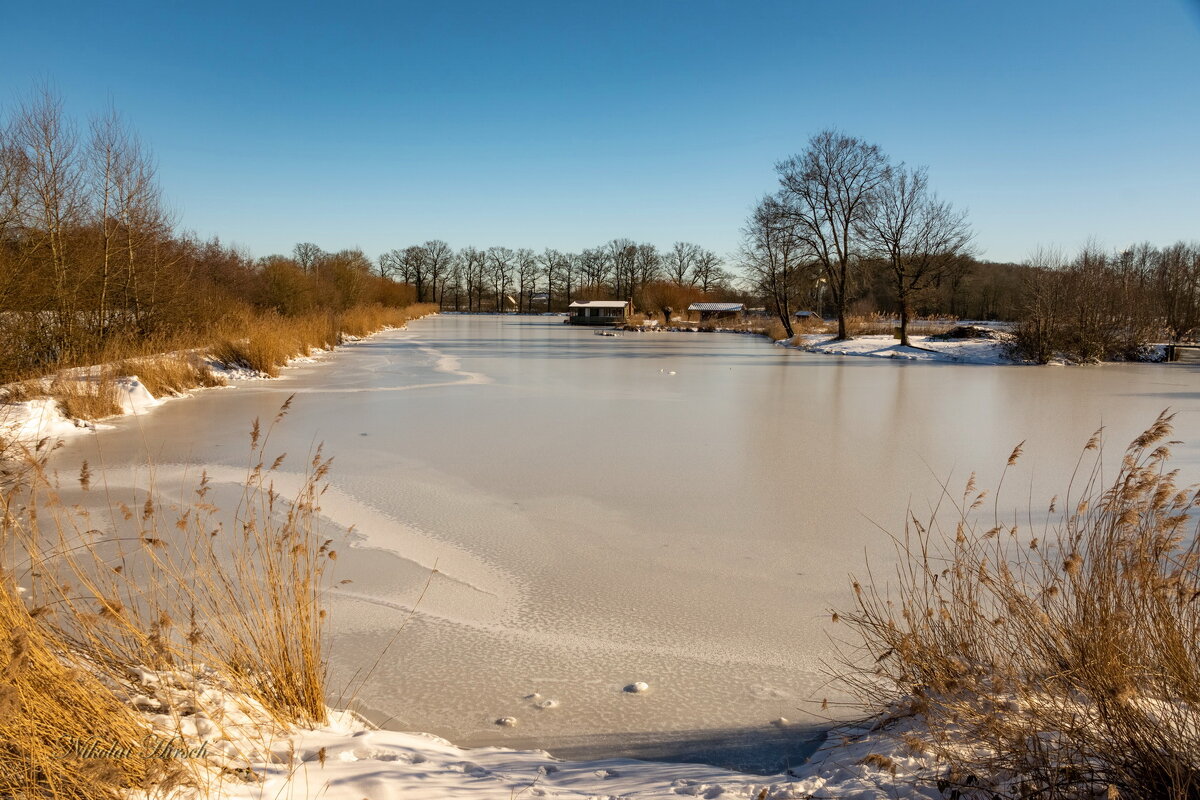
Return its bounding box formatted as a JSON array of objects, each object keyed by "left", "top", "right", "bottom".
[{"left": 2, "top": 88, "right": 1198, "bottom": 380}]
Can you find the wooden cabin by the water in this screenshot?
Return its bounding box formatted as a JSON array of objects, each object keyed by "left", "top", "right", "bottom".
[
  {"left": 688, "top": 302, "right": 745, "bottom": 321},
  {"left": 567, "top": 299, "right": 631, "bottom": 325}
]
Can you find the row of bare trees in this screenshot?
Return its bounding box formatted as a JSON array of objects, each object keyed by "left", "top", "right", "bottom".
[
  {"left": 742, "top": 130, "right": 973, "bottom": 342},
  {"left": 374, "top": 239, "right": 731, "bottom": 313},
  {"left": 0, "top": 90, "right": 174, "bottom": 351},
  {"left": 0, "top": 90, "right": 414, "bottom": 380},
  {"left": 1012, "top": 242, "right": 1200, "bottom": 362}
]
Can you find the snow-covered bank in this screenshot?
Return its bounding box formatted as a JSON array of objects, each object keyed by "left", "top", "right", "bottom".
[
  {"left": 0, "top": 376, "right": 165, "bottom": 447},
  {"left": 130, "top": 670, "right": 941, "bottom": 800},
  {"left": 0, "top": 320, "right": 431, "bottom": 454},
  {"left": 785, "top": 333, "right": 1015, "bottom": 365}
]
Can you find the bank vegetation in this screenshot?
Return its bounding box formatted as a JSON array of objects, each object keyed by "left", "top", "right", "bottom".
[{"left": 0, "top": 89, "right": 424, "bottom": 398}]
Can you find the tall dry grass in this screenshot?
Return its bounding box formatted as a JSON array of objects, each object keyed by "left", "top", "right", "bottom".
[
  {"left": 842, "top": 313, "right": 956, "bottom": 338},
  {"left": 49, "top": 376, "right": 124, "bottom": 421},
  {"left": 0, "top": 399, "right": 336, "bottom": 798},
  {"left": 834, "top": 411, "right": 1200, "bottom": 799},
  {"left": 212, "top": 303, "right": 436, "bottom": 377},
  {"left": 0, "top": 302, "right": 436, "bottom": 424},
  {"left": 117, "top": 354, "right": 226, "bottom": 398}
]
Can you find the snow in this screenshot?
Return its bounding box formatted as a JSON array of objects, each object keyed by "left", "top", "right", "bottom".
[
  {"left": 0, "top": 321, "right": 430, "bottom": 455},
  {"left": 116, "top": 376, "right": 166, "bottom": 414},
  {"left": 784, "top": 333, "right": 1016, "bottom": 365},
  {"left": 0, "top": 396, "right": 95, "bottom": 448},
  {"left": 120, "top": 669, "right": 945, "bottom": 800}
]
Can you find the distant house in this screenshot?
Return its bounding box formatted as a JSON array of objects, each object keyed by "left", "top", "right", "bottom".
[
  {"left": 567, "top": 299, "right": 631, "bottom": 325},
  {"left": 688, "top": 302, "right": 745, "bottom": 321},
  {"left": 793, "top": 310, "right": 821, "bottom": 321}
]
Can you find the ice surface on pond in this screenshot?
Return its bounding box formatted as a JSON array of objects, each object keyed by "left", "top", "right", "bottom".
[{"left": 53, "top": 315, "right": 1200, "bottom": 772}]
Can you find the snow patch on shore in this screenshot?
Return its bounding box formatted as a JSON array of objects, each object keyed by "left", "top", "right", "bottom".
[
  {"left": 0, "top": 397, "right": 96, "bottom": 447},
  {"left": 0, "top": 322, "right": 430, "bottom": 454},
  {"left": 784, "top": 333, "right": 1016, "bottom": 365},
  {"left": 123, "top": 669, "right": 944, "bottom": 800}
]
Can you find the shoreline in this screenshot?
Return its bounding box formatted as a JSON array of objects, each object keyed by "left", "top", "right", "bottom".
[{"left": 0, "top": 313, "right": 438, "bottom": 456}]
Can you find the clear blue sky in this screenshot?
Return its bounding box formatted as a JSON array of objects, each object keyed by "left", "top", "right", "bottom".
[{"left": 4, "top": 0, "right": 1198, "bottom": 264}]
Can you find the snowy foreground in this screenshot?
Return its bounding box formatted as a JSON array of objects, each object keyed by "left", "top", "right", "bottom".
[{"left": 134, "top": 671, "right": 941, "bottom": 800}]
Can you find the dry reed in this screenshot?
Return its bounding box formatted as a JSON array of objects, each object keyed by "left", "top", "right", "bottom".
[
  {"left": 117, "top": 354, "right": 226, "bottom": 397},
  {"left": 0, "top": 398, "right": 338, "bottom": 798},
  {"left": 834, "top": 411, "right": 1200, "bottom": 799},
  {"left": 49, "top": 376, "right": 123, "bottom": 421}
]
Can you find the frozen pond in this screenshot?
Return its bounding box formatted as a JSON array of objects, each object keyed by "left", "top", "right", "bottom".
[{"left": 55, "top": 315, "right": 1200, "bottom": 772}]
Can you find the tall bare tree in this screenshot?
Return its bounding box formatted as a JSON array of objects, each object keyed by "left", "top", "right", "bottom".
[
  {"left": 402, "top": 245, "right": 430, "bottom": 301},
  {"left": 635, "top": 243, "right": 661, "bottom": 288},
  {"left": 11, "top": 87, "right": 87, "bottom": 338},
  {"left": 377, "top": 248, "right": 403, "bottom": 281},
  {"left": 776, "top": 130, "right": 890, "bottom": 339},
  {"left": 692, "top": 247, "right": 726, "bottom": 293},
  {"left": 863, "top": 165, "right": 973, "bottom": 345},
  {"left": 486, "top": 246, "right": 515, "bottom": 311},
  {"left": 1155, "top": 242, "right": 1200, "bottom": 341},
  {"left": 605, "top": 238, "right": 637, "bottom": 299},
  {"left": 742, "top": 195, "right": 809, "bottom": 336},
  {"left": 539, "top": 248, "right": 561, "bottom": 311},
  {"left": 666, "top": 241, "right": 698, "bottom": 285},
  {"left": 424, "top": 239, "right": 453, "bottom": 308},
  {"left": 515, "top": 248, "right": 538, "bottom": 312},
  {"left": 293, "top": 242, "right": 322, "bottom": 273},
  {"left": 460, "top": 246, "right": 487, "bottom": 311}
]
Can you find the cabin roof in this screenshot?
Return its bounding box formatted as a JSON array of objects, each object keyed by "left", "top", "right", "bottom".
[
  {"left": 688, "top": 302, "right": 745, "bottom": 312},
  {"left": 568, "top": 300, "right": 629, "bottom": 308}
]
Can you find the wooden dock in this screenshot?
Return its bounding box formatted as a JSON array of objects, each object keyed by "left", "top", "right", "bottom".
[{"left": 1164, "top": 344, "right": 1200, "bottom": 363}]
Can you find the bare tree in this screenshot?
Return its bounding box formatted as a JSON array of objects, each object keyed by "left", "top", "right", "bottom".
[
  {"left": 515, "top": 248, "right": 538, "bottom": 312},
  {"left": 578, "top": 247, "right": 609, "bottom": 292},
  {"left": 635, "top": 243, "right": 661, "bottom": 289},
  {"left": 402, "top": 245, "right": 430, "bottom": 301},
  {"left": 692, "top": 247, "right": 726, "bottom": 293},
  {"left": 294, "top": 242, "right": 322, "bottom": 273},
  {"left": 11, "top": 87, "right": 87, "bottom": 338},
  {"left": 460, "top": 246, "right": 487, "bottom": 311},
  {"left": 606, "top": 238, "right": 637, "bottom": 299},
  {"left": 377, "top": 248, "right": 403, "bottom": 281},
  {"left": 486, "top": 246, "right": 515, "bottom": 311},
  {"left": 86, "top": 106, "right": 127, "bottom": 334},
  {"left": 560, "top": 251, "right": 578, "bottom": 306},
  {"left": 666, "top": 241, "right": 699, "bottom": 285},
  {"left": 424, "top": 239, "right": 453, "bottom": 308},
  {"left": 776, "top": 130, "right": 890, "bottom": 339},
  {"left": 445, "top": 251, "right": 464, "bottom": 311},
  {"left": 539, "top": 248, "right": 561, "bottom": 311},
  {"left": 741, "top": 195, "right": 810, "bottom": 336},
  {"left": 1155, "top": 242, "right": 1200, "bottom": 341},
  {"left": 863, "top": 165, "right": 973, "bottom": 345}
]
